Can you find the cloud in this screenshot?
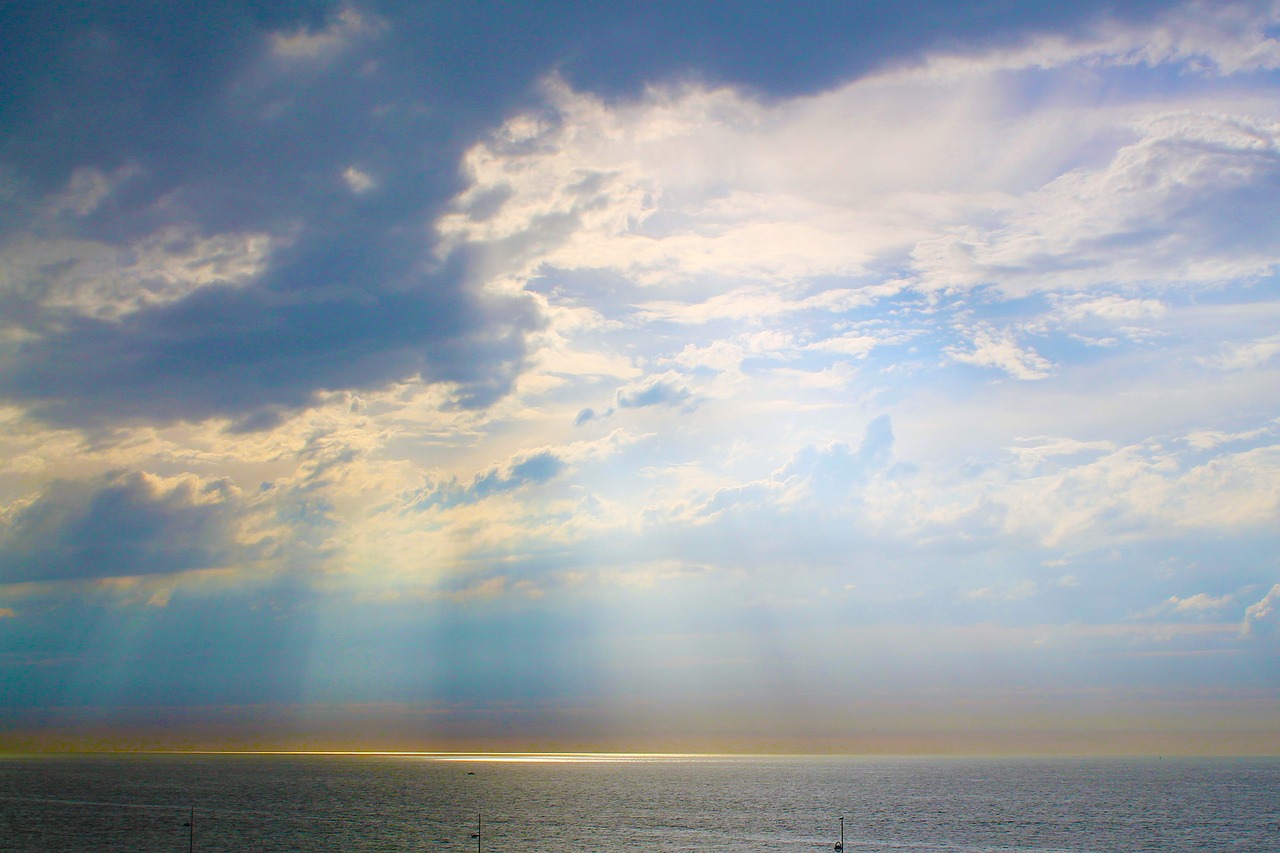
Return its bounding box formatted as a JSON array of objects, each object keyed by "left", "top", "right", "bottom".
[
  {"left": 1200, "top": 333, "right": 1280, "bottom": 371},
  {"left": 0, "top": 222, "right": 274, "bottom": 321},
  {"left": 0, "top": 3, "right": 547, "bottom": 431},
  {"left": 405, "top": 451, "right": 569, "bottom": 511},
  {"left": 0, "top": 251, "right": 542, "bottom": 430},
  {"left": 270, "top": 7, "right": 382, "bottom": 59},
  {"left": 1240, "top": 583, "right": 1280, "bottom": 637},
  {"left": 403, "top": 429, "right": 642, "bottom": 512},
  {"left": 574, "top": 407, "right": 610, "bottom": 426},
  {"left": 615, "top": 373, "right": 694, "bottom": 410},
  {"left": 915, "top": 112, "right": 1280, "bottom": 295},
  {"left": 776, "top": 415, "right": 895, "bottom": 496},
  {"left": 0, "top": 471, "right": 253, "bottom": 584},
  {"left": 1054, "top": 295, "right": 1169, "bottom": 323},
  {"left": 962, "top": 580, "right": 1039, "bottom": 602},
  {"left": 907, "top": 0, "right": 1280, "bottom": 79},
  {"left": 1183, "top": 425, "right": 1275, "bottom": 450},
  {"left": 342, "top": 166, "right": 376, "bottom": 194},
  {"left": 439, "top": 8, "right": 1280, "bottom": 318},
  {"left": 1139, "top": 591, "right": 1234, "bottom": 618},
  {"left": 946, "top": 325, "right": 1052, "bottom": 380}
]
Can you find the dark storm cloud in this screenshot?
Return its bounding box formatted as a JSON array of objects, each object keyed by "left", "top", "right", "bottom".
[
  {"left": 0, "top": 1, "right": 1183, "bottom": 430},
  {"left": 0, "top": 472, "right": 253, "bottom": 585}
]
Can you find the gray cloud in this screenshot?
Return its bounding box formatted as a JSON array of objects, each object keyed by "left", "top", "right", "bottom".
[
  {"left": 0, "top": 258, "right": 541, "bottom": 430},
  {"left": 615, "top": 375, "right": 694, "bottom": 410},
  {"left": 407, "top": 450, "right": 569, "bottom": 511},
  {"left": 0, "top": 2, "right": 546, "bottom": 431},
  {"left": 0, "top": 472, "right": 253, "bottom": 584}
]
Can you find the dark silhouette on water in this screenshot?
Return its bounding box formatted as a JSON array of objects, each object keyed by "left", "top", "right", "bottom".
[{"left": 834, "top": 816, "right": 843, "bottom": 852}]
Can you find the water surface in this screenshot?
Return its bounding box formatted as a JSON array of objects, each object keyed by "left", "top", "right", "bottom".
[{"left": 1, "top": 754, "right": 1276, "bottom": 852}]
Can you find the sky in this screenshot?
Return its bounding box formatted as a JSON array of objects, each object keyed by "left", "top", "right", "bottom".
[{"left": 1, "top": 0, "right": 1278, "bottom": 755}]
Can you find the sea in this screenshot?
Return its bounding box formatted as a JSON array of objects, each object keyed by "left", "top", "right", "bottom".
[{"left": 0, "top": 754, "right": 1277, "bottom": 853}]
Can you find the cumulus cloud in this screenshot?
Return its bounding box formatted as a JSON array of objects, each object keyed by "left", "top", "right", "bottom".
[
  {"left": 439, "top": 8, "right": 1280, "bottom": 321},
  {"left": 0, "top": 3, "right": 545, "bottom": 431},
  {"left": 0, "top": 471, "right": 253, "bottom": 584},
  {"left": 776, "top": 415, "right": 895, "bottom": 495},
  {"left": 615, "top": 373, "right": 694, "bottom": 410}
]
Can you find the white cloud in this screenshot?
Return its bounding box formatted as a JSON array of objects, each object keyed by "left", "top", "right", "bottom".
[
  {"left": 438, "top": 5, "right": 1280, "bottom": 311},
  {"left": 1183, "top": 424, "right": 1275, "bottom": 450},
  {"left": 1170, "top": 592, "right": 1233, "bottom": 612},
  {"left": 993, "top": 440, "right": 1280, "bottom": 546},
  {"left": 1139, "top": 591, "right": 1234, "bottom": 618},
  {"left": 1240, "top": 582, "right": 1280, "bottom": 636},
  {"left": 962, "top": 579, "right": 1039, "bottom": 602},
  {"left": 946, "top": 325, "right": 1052, "bottom": 380},
  {"left": 1200, "top": 333, "right": 1280, "bottom": 370},
  {"left": 1008, "top": 437, "right": 1115, "bottom": 470},
  {"left": 1054, "top": 295, "right": 1169, "bottom": 323},
  {"left": 914, "top": 111, "right": 1280, "bottom": 295}
]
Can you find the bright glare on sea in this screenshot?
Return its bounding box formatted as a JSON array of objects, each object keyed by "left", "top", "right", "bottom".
[{"left": 1, "top": 754, "right": 1277, "bottom": 852}]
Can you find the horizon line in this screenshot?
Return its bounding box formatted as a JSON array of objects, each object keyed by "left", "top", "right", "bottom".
[{"left": 6, "top": 749, "right": 1279, "bottom": 760}]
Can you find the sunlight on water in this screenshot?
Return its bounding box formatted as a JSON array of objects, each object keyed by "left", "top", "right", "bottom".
[
  {"left": 429, "top": 752, "right": 720, "bottom": 763},
  {"left": 0, "top": 755, "right": 1276, "bottom": 853},
  {"left": 156, "top": 750, "right": 721, "bottom": 763}
]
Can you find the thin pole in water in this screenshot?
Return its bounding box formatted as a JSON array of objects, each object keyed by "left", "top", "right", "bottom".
[
  {"left": 835, "top": 816, "right": 843, "bottom": 852},
  {"left": 477, "top": 812, "right": 482, "bottom": 853},
  {"left": 189, "top": 806, "right": 195, "bottom": 853}
]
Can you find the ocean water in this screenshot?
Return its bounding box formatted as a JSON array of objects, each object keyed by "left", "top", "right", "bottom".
[{"left": 0, "top": 754, "right": 1276, "bottom": 853}]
